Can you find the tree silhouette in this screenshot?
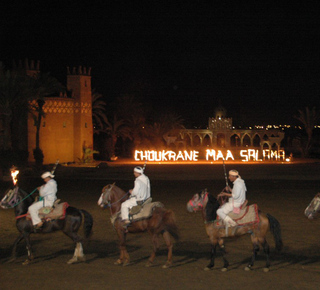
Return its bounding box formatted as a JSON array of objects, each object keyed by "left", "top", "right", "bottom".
[{"left": 294, "top": 106, "right": 319, "bottom": 157}]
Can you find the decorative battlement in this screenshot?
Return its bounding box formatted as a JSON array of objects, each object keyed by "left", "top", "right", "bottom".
[
  {"left": 12, "top": 58, "right": 40, "bottom": 76},
  {"left": 67, "top": 66, "right": 91, "bottom": 76},
  {"left": 208, "top": 117, "right": 233, "bottom": 130}
]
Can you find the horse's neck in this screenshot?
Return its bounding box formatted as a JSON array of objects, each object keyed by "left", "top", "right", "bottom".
[
  {"left": 204, "top": 197, "right": 219, "bottom": 222},
  {"left": 110, "top": 189, "right": 128, "bottom": 215},
  {"left": 15, "top": 189, "right": 33, "bottom": 216}
]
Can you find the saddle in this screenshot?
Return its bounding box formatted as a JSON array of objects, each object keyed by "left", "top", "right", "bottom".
[
  {"left": 110, "top": 199, "right": 164, "bottom": 226},
  {"left": 216, "top": 200, "right": 260, "bottom": 227},
  {"left": 27, "top": 200, "right": 69, "bottom": 221},
  {"left": 129, "top": 197, "right": 152, "bottom": 215}
]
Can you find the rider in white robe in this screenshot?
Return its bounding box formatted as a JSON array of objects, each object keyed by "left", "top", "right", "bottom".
[
  {"left": 121, "top": 166, "right": 151, "bottom": 224},
  {"left": 28, "top": 172, "right": 57, "bottom": 228},
  {"left": 217, "top": 169, "right": 246, "bottom": 226}
]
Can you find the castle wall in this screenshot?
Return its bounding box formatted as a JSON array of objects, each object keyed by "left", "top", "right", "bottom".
[
  {"left": 27, "top": 65, "right": 93, "bottom": 165},
  {"left": 28, "top": 98, "right": 75, "bottom": 164}
]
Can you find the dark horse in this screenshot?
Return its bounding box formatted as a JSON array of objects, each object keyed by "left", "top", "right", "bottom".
[
  {"left": 187, "top": 189, "right": 283, "bottom": 272},
  {"left": 98, "top": 183, "right": 179, "bottom": 268},
  {"left": 0, "top": 186, "right": 93, "bottom": 265}
]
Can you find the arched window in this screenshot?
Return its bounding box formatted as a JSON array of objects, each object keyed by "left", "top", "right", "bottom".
[
  {"left": 242, "top": 134, "right": 251, "bottom": 147},
  {"left": 253, "top": 134, "right": 261, "bottom": 147},
  {"left": 230, "top": 134, "right": 240, "bottom": 147}
]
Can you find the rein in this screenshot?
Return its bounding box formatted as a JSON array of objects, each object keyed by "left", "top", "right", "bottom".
[
  {"left": 104, "top": 191, "right": 129, "bottom": 207},
  {"left": 7, "top": 187, "right": 38, "bottom": 209}
]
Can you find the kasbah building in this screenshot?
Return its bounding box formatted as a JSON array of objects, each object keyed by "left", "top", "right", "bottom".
[
  {"left": 25, "top": 59, "right": 93, "bottom": 164},
  {"left": 19, "top": 59, "right": 284, "bottom": 164}
]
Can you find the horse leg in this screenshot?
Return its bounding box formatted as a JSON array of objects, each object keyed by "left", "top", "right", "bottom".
[
  {"left": 245, "top": 237, "right": 260, "bottom": 271},
  {"left": 204, "top": 244, "right": 217, "bottom": 271},
  {"left": 219, "top": 244, "right": 229, "bottom": 272},
  {"left": 162, "top": 231, "right": 173, "bottom": 269},
  {"left": 22, "top": 233, "right": 34, "bottom": 265},
  {"left": 115, "top": 230, "right": 130, "bottom": 266},
  {"left": 8, "top": 233, "right": 24, "bottom": 262},
  {"left": 146, "top": 233, "right": 160, "bottom": 267},
  {"left": 262, "top": 240, "right": 270, "bottom": 272},
  {"left": 67, "top": 242, "right": 86, "bottom": 264},
  {"left": 63, "top": 223, "right": 85, "bottom": 264}
]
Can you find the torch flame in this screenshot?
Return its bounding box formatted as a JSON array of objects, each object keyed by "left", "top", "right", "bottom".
[{"left": 11, "top": 169, "right": 19, "bottom": 185}]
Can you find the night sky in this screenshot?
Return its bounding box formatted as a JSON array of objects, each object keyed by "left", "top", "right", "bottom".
[{"left": 1, "top": 1, "right": 320, "bottom": 127}]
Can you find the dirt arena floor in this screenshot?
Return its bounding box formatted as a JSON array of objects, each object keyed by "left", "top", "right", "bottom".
[{"left": 1, "top": 162, "right": 320, "bottom": 289}]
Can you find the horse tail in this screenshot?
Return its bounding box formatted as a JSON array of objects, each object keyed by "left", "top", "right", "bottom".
[
  {"left": 80, "top": 209, "right": 93, "bottom": 239},
  {"left": 266, "top": 213, "right": 283, "bottom": 252},
  {"left": 163, "top": 209, "right": 180, "bottom": 241}
]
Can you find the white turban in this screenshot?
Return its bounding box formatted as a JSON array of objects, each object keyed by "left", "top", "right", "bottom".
[
  {"left": 134, "top": 166, "right": 144, "bottom": 174},
  {"left": 229, "top": 170, "right": 239, "bottom": 177},
  {"left": 41, "top": 171, "right": 55, "bottom": 179}
]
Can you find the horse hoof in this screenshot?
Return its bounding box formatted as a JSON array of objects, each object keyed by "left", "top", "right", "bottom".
[
  {"left": 204, "top": 267, "right": 212, "bottom": 271},
  {"left": 114, "top": 259, "right": 123, "bottom": 266},
  {"left": 145, "top": 261, "right": 153, "bottom": 267},
  {"left": 221, "top": 267, "right": 228, "bottom": 272},
  {"left": 244, "top": 266, "right": 251, "bottom": 271},
  {"left": 22, "top": 259, "right": 31, "bottom": 266},
  {"left": 67, "top": 256, "right": 78, "bottom": 264},
  {"left": 123, "top": 261, "right": 130, "bottom": 267},
  {"left": 263, "top": 267, "right": 270, "bottom": 273},
  {"left": 162, "top": 262, "right": 172, "bottom": 269}
]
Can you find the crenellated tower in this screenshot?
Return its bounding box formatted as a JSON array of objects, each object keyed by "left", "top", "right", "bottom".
[{"left": 67, "top": 66, "right": 93, "bottom": 162}]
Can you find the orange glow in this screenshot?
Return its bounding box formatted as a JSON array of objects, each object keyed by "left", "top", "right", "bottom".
[{"left": 11, "top": 169, "right": 19, "bottom": 185}]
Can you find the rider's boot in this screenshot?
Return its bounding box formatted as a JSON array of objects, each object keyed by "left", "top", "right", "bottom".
[{"left": 224, "top": 216, "right": 237, "bottom": 227}]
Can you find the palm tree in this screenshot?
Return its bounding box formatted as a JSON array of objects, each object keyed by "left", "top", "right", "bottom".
[
  {"left": 0, "top": 64, "right": 32, "bottom": 151},
  {"left": 92, "top": 89, "right": 108, "bottom": 134},
  {"left": 104, "top": 114, "right": 131, "bottom": 159},
  {"left": 146, "top": 112, "right": 185, "bottom": 149},
  {"left": 28, "top": 72, "right": 64, "bottom": 167},
  {"left": 294, "top": 106, "right": 319, "bottom": 157}
]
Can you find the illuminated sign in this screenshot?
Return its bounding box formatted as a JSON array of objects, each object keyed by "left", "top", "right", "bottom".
[{"left": 134, "top": 149, "right": 286, "bottom": 162}]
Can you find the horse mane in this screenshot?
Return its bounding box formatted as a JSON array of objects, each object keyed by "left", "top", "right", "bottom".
[{"left": 205, "top": 193, "right": 220, "bottom": 222}]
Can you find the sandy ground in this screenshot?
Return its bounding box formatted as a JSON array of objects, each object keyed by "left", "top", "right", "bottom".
[{"left": 1, "top": 162, "right": 320, "bottom": 290}]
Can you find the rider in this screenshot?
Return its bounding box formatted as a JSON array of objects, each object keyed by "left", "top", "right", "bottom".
[
  {"left": 28, "top": 171, "right": 57, "bottom": 229},
  {"left": 216, "top": 169, "right": 246, "bottom": 227},
  {"left": 121, "top": 166, "right": 151, "bottom": 226}
]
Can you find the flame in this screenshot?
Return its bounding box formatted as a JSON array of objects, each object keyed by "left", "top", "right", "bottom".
[{"left": 11, "top": 169, "right": 19, "bottom": 185}]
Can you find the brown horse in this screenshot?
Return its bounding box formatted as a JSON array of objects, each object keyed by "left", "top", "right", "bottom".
[
  {"left": 187, "top": 189, "right": 283, "bottom": 272},
  {"left": 97, "top": 183, "right": 179, "bottom": 268}
]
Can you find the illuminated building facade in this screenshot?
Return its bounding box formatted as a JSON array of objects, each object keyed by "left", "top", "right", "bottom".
[
  {"left": 27, "top": 61, "right": 93, "bottom": 164},
  {"left": 164, "top": 106, "right": 285, "bottom": 152}
]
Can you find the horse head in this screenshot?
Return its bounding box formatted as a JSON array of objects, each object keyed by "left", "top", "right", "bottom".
[
  {"left": 305, "top": 193, "right": 320, "bottom": 220},
  {"left": 98, "top": 183, "right": 116, "bottom": 207},
  {"left": 186, "top": 189, "right": 209, "bottom": 213},
  {"left": 0, "top": 187, "right": 20, "bottom": 209}
]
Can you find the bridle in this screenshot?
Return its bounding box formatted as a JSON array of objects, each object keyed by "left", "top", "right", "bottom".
[
  {"left": 100, "top": 183, "right": 129, "bottom": 208},
  {"left": 0, "top": 187, "right": 37, "bottom": 209},
  {"left": 188, "top": 190, "right": 209, "bottom": 212}
]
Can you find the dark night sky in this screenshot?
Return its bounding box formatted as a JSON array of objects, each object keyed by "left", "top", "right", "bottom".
[{"left": 1, "top": 1, "right": 320, "bottom": 127}]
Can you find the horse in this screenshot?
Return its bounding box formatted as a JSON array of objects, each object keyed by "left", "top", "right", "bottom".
[
  {"left": 0, "top": 186, "right": 93, "bottom": 265},
  {"left": 305, "top": 193, "right": 320, "bottom": 219},
  {"left": 97, "top": 183, "right": 179, "bottom": 268},
  {"left": 187, "top": 189, "right": 283, "bottom": 272}
]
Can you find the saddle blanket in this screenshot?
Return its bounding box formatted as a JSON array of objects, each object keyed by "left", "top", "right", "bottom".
[
  {"left": 216, "top": 204, "right": 260, "bottom": 227},
  {"left": 110, "top": 201, "right": 164, "bottom": 225},
  {"left": 23, "top": 202, "right": 69, "bottom": 221}
]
